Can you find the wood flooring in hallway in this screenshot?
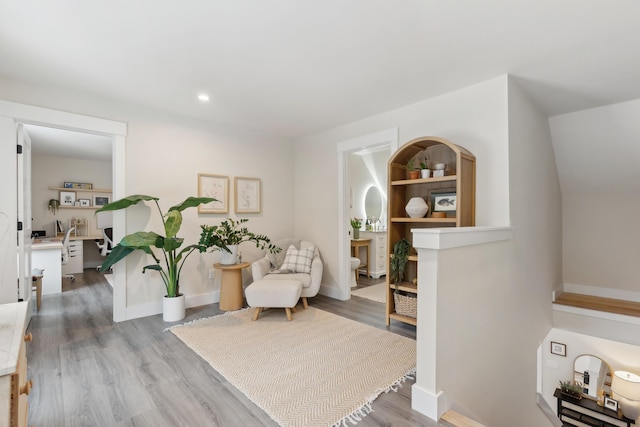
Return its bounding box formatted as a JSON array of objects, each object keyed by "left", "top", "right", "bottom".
[{"left": 25, "top": 269, "right": 447, "bottom": 426}]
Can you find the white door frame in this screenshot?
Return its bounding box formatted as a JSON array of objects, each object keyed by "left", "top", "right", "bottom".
[
  {"left": 0, "top": 100, "right": 128, "bottom": 321},
  {"left": 336, "top": 128, "right": 398, "bottom": 300}
]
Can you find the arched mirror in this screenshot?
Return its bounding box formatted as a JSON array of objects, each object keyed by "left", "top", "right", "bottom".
[
  {"left": 574, "top": 354, "right": 612, "bottom": 399},
  {"left": 364, "top": 186, "right": 383, "bottom": 221}
]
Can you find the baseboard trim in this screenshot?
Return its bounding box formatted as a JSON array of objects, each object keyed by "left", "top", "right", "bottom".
[
  {"left": 125, "top": 291, "right": 220, "bottom": 321},
  {"left": 320, "top": 284, "right": 347, "bottom": 300},
  {"left": 411, "top": 384, "right": 448, "bottom": 421}
]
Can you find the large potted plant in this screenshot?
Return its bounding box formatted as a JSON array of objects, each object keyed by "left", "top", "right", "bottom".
[
  {"left": 199, "top": 217, "right": 279, "bottom": 264},
  {"left": 96, "top": 194, "right": 223, "bottom": 322}
]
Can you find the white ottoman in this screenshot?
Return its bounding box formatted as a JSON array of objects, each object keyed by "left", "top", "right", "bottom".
[{"left": 245, "top": 279, "right": 302, "bottom": 321}]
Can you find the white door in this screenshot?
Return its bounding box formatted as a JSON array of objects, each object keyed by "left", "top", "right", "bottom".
[{"left": 17, "top": 124, "right": 33, "bottom": 317}]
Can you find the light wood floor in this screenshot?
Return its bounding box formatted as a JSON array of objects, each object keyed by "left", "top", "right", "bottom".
[
  {"left": 554, "top": 292, "right": 640, "bottom": 318},
  {"left": 26, "top": 269, "right": 449, "bottom": 427}
]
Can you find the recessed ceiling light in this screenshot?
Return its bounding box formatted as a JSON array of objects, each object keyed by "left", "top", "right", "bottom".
[{"left": 197, "top": 94, "right": 210, "bottom": 102}]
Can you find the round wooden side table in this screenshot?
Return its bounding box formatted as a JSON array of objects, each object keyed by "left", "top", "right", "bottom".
[{"left": 214, "top": 262, "right": 250, "bottom": 311}]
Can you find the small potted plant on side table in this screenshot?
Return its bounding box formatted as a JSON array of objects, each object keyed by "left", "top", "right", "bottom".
[
  {"left": 350, "top": 218, "right": 362, "bottom": 239},
  {"left": 199, "top": 218, "right": 279, "bottom": 265},
  {"left": 559, "top": 380, "right": 584, "bottom": 400}
]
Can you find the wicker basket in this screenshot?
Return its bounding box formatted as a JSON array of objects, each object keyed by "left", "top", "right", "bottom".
[{"left": 393, "top": 292, "right": 417, "bottom": 318}]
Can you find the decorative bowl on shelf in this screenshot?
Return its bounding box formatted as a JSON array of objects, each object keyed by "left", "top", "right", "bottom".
[{"left": 405, "top": 197, "right": 429, "bottom": 218}]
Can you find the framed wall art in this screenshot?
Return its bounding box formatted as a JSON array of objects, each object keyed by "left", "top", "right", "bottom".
[
  {"left": 60, "top": 191, "right": 76, "bottom": 206},
  {"left": 198, "top": 173, "right": 229, "bottom": 213},
  {"left": 550, "top": 341, "right": 566, "bottom": 357},
  {"left": 93, "top": 195, "right": 110, "bottom": 206},
  {"left": 431, "top": 192, "right": 457, "bottom": 213},
  {"left": 78, "top": 199, "right": 91, "bottom": 207},
  {"left": 234, "top": 177, "right": 261, "bottom": 213}
]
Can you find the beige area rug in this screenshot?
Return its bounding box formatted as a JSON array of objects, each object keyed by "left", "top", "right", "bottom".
[
  {"left": 103, "top": 274, "right": 114, "bottom": 287},
  {"left": 169, "top": 307, "right": 415, "bottom": 427},
  {"left": 351, "top": 283, "right": 386, "bottom": 303}
]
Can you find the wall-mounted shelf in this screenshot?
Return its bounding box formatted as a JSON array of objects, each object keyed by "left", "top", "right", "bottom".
[{"left": 49, "top": 187, "right": 112, "bottom": 193}]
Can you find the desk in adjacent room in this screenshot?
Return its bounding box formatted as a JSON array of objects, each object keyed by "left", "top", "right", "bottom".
[{"left": 31, "top": 240, "right": 63, "bottom": 295}]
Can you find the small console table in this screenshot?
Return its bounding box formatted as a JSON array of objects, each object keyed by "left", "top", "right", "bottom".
[
  {"left": 350, "top": 238, "right": 371, "bottom": 279},
  {"left": 554, "top": 388, "right": 635, "bottom": 427}
]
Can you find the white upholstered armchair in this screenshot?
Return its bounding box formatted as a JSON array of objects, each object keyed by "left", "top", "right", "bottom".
[{"left": 251, "top": 239, "right": 323, "bottom": 308}]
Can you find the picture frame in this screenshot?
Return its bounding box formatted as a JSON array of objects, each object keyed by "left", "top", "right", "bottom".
[
  {"left": 550, "top": 341, "right": 567, "bottom": 357},
  {"left": 431, "top": 192, "right": 457, "bottom": 213},
  {"left": 197, "top": 173, "right": 229, "bottom": 214},
  {"left": 64, "top": 182, "right": 93, "bottom": 190},
  {"left": 78, "top": 199, "right": 91, "bottom": 207},
  {"left": 234, "top": 177, "right": 261, "bottom": 213},
  {"left": 60, "top": 191, "right": 76, "bottom": 206},
  {"left": 93, "top": 195, "right": 110, "bottom": 206},
  {"left": 604, "top": 396, "right": 618, "bottom": 412}
]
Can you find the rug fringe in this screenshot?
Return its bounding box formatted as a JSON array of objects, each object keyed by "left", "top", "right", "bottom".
[
  {"left": 163, "top": 308, "right": 251, "bottom": 332},
  {"left": 331, "top": 366, "right": 417, "bottom": 427}
]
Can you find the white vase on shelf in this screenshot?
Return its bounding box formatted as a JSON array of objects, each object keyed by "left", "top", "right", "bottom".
[{"left": 405, "top": 197, "right": 429, "bottom": 218}]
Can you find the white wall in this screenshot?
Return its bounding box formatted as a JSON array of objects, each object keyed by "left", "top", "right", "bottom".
[
  {"left": 31, "top": 154, "right": 112, "bottom": 237},
  {"left": 562, "top": 195, "right": 640, "bottom": 294},
  {"left": 505, "top": 77, "right": 563, "bottom": 424},
  {"left": 549, "top": 100, "right": 640, "bottom": 295},
  {"left": 0, "top": 76, "right": 294, "bottom": 318},
  {"left": 293, "top": 76, "right": 511, "bottom": 295}
]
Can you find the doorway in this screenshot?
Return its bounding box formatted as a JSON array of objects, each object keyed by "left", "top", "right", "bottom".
[
  {"left": 0, "top": 99, "right": 127, "bottom": 321},
  {"left": 26, "top": 124, "right": 113, "bottom": 286},
  {"left": 337, "top": 128, "right": 398, "bottom": 301}
]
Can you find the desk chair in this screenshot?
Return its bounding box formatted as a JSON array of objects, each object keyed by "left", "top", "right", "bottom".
[
  {"left": 61, "top": 226, "right": 76, "bottom": 281},
  {"left": 95, "top": 227, "right": 113, "bottom": 271}
]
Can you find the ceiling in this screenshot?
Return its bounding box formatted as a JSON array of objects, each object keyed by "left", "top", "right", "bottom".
[
  {"left": 23, "top": 125, "right": 112, "bottom": 162},
  {"left": 2, "top": 1, "right": 640, "bottom": 153}
]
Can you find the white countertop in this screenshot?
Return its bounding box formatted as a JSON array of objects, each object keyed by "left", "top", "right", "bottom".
[{"left": 0, "top": 302, "right": 28, "bottom": 376}]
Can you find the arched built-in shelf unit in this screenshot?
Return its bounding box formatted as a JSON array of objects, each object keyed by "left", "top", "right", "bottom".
[{"left": 385, "top": 136, "right": 476, "bottom": 326}]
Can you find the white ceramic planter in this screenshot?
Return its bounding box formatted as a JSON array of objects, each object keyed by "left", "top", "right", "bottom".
[
  {"left": 405, "top": 197, "right": 429, "bottom": 218},
  {"left": 163, "top": 294, "right": 185, "bottom": 322},
  {"left": 219, "top": 244, "right": 238, "bottom": 265},
  {"left": 420, "top": 169, "right": 431, "bottom": 179}
]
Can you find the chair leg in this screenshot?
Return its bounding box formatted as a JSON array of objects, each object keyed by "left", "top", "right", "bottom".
[
  {"left": 252, "top": 307, "right": 262, "bottom": 321},
  {"left": 285, "top": 307, "right": 292, "bottom": 321},
  {"left": 302, "top": 297, "right": 308, "bottom": 309}
]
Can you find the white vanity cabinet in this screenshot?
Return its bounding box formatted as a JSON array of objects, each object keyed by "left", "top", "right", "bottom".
[
  {"left": 0, "top": 302, "right": 31, "bottom": 427},
  {"left": 359, "top": 231, "right": 387, "bottom": 278}
]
